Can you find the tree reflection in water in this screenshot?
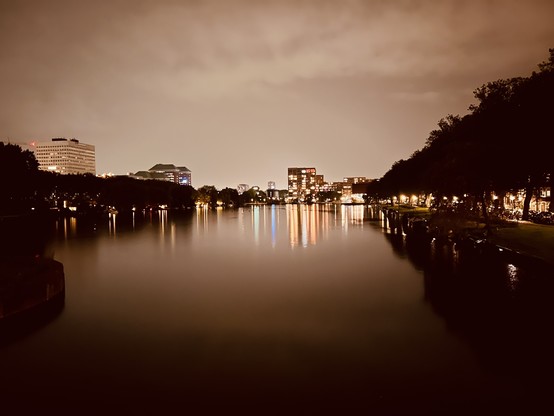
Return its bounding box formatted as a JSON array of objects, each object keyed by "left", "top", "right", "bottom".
[
  {"left": 382, "top": 229, "right": 554, "bottom": 401},
  {"left": 0, "top": 213, "right": 65, "bottom": 345}
]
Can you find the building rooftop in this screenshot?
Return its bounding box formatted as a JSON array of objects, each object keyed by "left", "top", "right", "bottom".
[
  {"left": 133, "top": 171, "right": 167, "bottom": 180},
  {"left": 149, "top": 164, "right": 190, "bottom": 172}
]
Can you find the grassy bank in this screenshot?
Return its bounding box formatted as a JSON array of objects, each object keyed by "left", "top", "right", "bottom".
[
  {"left": 380, "top": 204, "right": 554, "bottom": 266},
  {"left": 491, "top": 222, "right": 554, "bottom": 265},
  {"left": 388, "top": 205, "right": 432, "bottom": 217}
]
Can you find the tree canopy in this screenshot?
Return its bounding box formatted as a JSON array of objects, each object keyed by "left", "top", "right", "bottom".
[
  {"left": 0, "top": 142, "right": 40, "bottom": 213},
  {"left": 373, "top": 48, "right": 554, "bottom": 218}
]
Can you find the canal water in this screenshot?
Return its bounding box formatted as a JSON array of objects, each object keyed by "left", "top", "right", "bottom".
[{"left": 1, "top": 205, "right": 553, "bottom": 414}]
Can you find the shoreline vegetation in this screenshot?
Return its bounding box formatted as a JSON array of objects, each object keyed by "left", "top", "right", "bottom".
[{"left": 360, "top": 48, "right": 554, "bottom": 270}]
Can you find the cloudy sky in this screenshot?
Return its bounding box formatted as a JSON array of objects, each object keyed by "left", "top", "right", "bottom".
[{"left": 1, "top": 0, "right": 553, "bottom": 189}]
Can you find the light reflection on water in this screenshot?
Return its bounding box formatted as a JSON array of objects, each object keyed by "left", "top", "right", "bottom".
[
  {"left": 506, "top": 263, "right": 520, "bottom": 292},
  {"left": 188, "top": 204, "right": 367, "bottom": 249},
  {"left": 1, "top": 205, "right": 553, "bottom": 413}
]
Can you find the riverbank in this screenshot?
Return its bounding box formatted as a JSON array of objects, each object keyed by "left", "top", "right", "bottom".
[
  {"left": 1, "top": 214, "right": 65, "bottom": 323},
  {"left": 380, "top": 205, "right": 554, "bottom": 267},
  {"left": 490, "top": 222, "right": 554, "bottom": 266},
  {"left": 0, "top": 257, "right": 65, "bottom": 321}
]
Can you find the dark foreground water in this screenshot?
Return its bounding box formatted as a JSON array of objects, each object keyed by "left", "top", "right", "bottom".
[{"left": 1, "top": 205, "right": 554, "bottom": 414}]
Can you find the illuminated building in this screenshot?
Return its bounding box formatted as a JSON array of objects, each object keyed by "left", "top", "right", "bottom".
[
  {"left": 314, "top": 175, "right": 326, "bottom": 193},
  {"left": 267, "top": 181, "right": 279, "bottom": 202},
  {"left": 33, "top": 138, "right": 96, "bottom": 175},
  {"left": 237, "top": 184, "right": 250, "bottom": 195},
  {"left": 343, "top": 176, "right": 368, "bottom": 184},
  {"left": 288, "top": 167, "right": 317, "bottom": 201},
  {"left": 341, "top": 177, "right": 369, "bottom": 197},
  {"left": 132, "top": 164, "right": 191, "bottom": 185}
]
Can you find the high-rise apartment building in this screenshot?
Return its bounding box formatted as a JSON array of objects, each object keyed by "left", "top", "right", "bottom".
[
  {"left": 342, "top": 177, "right": 371, "bottom": 197},
  {"left": 33, "top": 138, "right": 96, "bottom": 175},
  {"left": 343, "top": 176, "right": 368, "bottom": 184},
  {"left": 288, "top": 167, "right": 317, "bottom": 201}
]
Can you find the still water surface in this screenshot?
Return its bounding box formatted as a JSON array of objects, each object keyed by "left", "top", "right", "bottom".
[{"left": 1, "top": 205, "right": 554, "bottom": 413}]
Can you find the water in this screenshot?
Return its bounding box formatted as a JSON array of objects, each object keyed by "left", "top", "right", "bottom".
[{"left": 1, "top": 205, "right": 553, "bottom": 414}]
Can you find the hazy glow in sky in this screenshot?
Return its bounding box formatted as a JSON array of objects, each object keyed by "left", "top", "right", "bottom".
[{"left": 1, "top": 0, "right": 553, "bottom": 189}]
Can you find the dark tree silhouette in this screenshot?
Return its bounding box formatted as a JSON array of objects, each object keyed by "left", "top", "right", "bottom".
[
  {"left": 218, "top": 187, "right": 240, "bottom": 207},
  {"left": 0, "top": 142, "right": 39, "bottom": 213},
  {"left": 196, "top": 185, "right": 219, "bottom": 208},
  {"left": 170, "top": 184, "right": 196, "bottom": 209},
  {"left": 369, "top": 48, "right": 554, "bottom": 224}
]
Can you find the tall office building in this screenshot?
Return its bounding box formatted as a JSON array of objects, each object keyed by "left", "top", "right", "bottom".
[
  {"left": 33, "top": 138, "right": 96, "bottom": 175},
  {"left": 288, "top": 167, "right": 317, "bottom": 200}
]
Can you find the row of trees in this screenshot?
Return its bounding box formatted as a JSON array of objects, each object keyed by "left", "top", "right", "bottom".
[
  {"left": 0, "top": 142, "right": 276, "bottom": 215},
  {"left": 367, "top": 48, "right": 553, "bottom": 220}
]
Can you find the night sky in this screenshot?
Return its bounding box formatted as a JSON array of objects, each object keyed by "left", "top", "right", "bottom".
[{"left": 1, "top": 0, "right": 553, "bottom": 189}]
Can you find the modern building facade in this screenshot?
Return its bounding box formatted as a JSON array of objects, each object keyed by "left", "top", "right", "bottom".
[
  {"left": 288, "top": 167, "right": 317, "bottom": 201},
  {"left": 33, "top": 138, "right": 96, "bottom": 175},
  {"left": 132, "top": 164, "right": 192, "bottom": 186}
]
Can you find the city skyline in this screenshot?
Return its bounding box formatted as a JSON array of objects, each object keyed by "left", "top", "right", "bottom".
[{"left": 1, "top": 0, "right": 553, "bottom": 189}]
